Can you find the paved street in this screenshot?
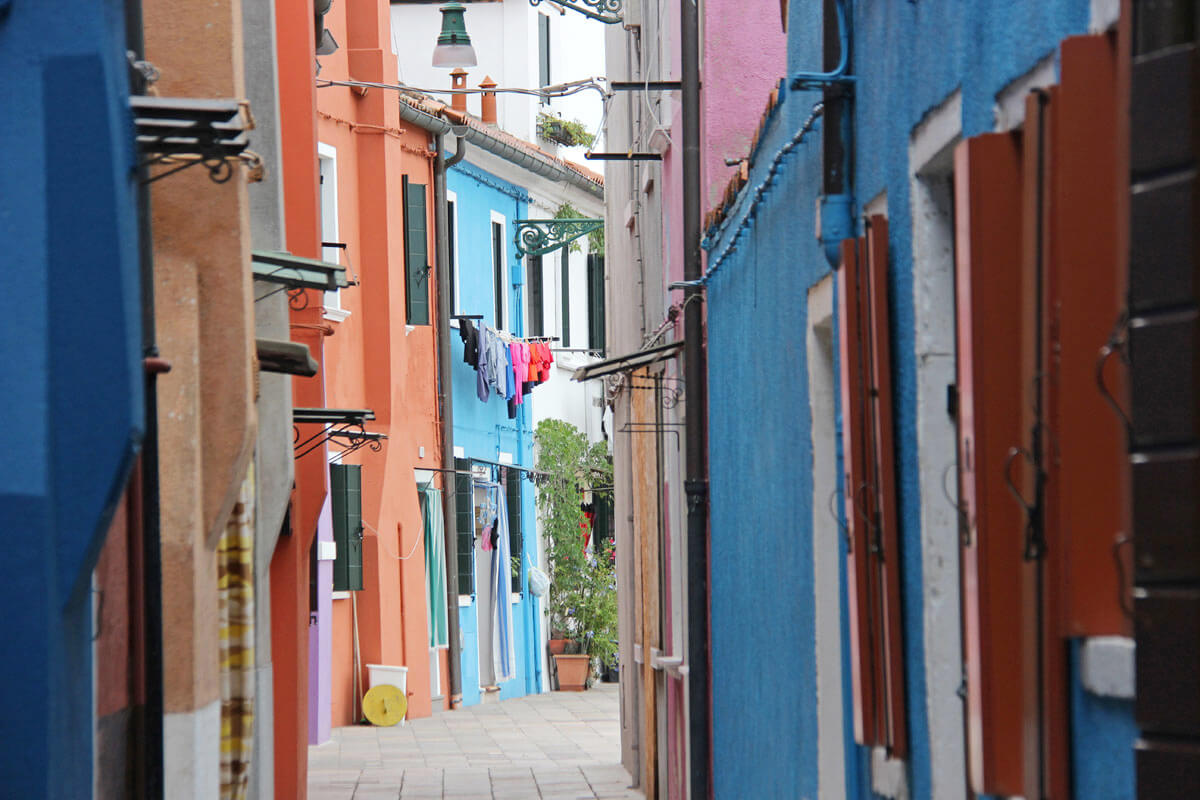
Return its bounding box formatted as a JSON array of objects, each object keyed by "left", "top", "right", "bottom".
[{"left": 308, "top": 684, "right": 644, "bottom": 799}]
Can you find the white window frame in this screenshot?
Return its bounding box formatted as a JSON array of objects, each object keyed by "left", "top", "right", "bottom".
[
  {"left": 318, "top": 143, "right": 350, "bottom": 322},
  {"left": 448, "top": 190, "right": 461, "bottom": 315},
  {"left": 490, "top": 210, "right": 509, "bottom": 332}
]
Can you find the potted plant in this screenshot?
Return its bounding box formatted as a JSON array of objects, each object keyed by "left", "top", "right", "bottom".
[
  {"left": 534, "top": 419, "right": 618, "bottom": 690},
  {"left": 536, "top": 112, "right": 596, "bottom": 149}
]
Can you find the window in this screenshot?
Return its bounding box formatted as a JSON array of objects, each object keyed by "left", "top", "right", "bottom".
[
  {"left": 454, "top": 458, "right": 474, "bottom": 597},
  {"left": 587, "top": 253, "right": 605, "bottom": 353},
  {"left": 505, "top": 467, "right": 523, "bottom": 594},
  {"left": 448, "top": 191, "right": 459, "bottom": 314},
  {"left": 836, "top": 216, "right": 906, "bottom": 758},
  {"left": 330, "top": 463, "right": 363, "bottom": 592},
  {"left": 319, "top": 144, "right": 349, "bottom": 322},
  {"left": 538, "top": 13, "right": 551, "bottom": 102},
  {"left": 491, "top": 213, "right": 508, "bottom": 330},
  {"left": 559, "top": 247, "right": 570, "bottom": 347},
  {"left": 402, "top": 176, "right": 430, "bottom": 325},
  {"left": 528, "top": 255, "right": 544, "bottom": 336}
]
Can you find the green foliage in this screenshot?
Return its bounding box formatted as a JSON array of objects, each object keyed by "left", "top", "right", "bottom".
[
  {"left": 552, "top": 202, "right": 605, "bottom": 256},
  {"left": 533, "top": 419, "right": 618, "bottom": 669},
  {"left": 537, "top": 112, "right": 596, "bottom": 148}
]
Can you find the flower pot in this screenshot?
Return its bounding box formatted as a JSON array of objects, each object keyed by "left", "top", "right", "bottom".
[
  {"left": 548, "top": 638, "right": 571, "bottom": 655},
  {"left": 553, "top": 654, "right": 591, "bottom": 691}
]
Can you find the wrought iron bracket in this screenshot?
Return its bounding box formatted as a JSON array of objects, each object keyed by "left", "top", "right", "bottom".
[
  {"left": 293, "top": 408, "right": 382, "bottom": 459},
  {"left": 531, "top": 0, "right": 622, "bottom": 24},
  {"left": 133, "top": 96, "right": 254, "bottom": 184},
  {"left": 514, "top": 218, "right": 604, "bottom": 258}
]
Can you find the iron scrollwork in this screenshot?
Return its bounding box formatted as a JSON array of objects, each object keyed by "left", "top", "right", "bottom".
[
  {"left": 513, "top": 218, "right": 604, "bottom": 258},
  {"left": 529, "top": 0, "right": 622, "bottom": 24}
]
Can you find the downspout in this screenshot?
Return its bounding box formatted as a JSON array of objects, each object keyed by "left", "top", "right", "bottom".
[
  {"left": 680, "top": 1, "right": 711, "bottom": 799},
  {"left": 812, "top": 0, "right": 854, "bottom": 267},
  {"left": 435, "top": 131, "right": 467, "bottom": 708},
  {"left": 125, "top": 1, "right": 164, "bottom": 797}
]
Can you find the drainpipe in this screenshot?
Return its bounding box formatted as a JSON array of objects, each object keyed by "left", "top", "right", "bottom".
[
  {"left": 817, "top": 0, "right": 854, "bottom": 266},
  {"left": 125, "top": 1, "right": 164, "bottom": 797},
  {"left": 435, "top": 131, "right": 467, "bottom": 708},
  {"left": 680, "top": 0, "right": 711, "bottom": 797}
]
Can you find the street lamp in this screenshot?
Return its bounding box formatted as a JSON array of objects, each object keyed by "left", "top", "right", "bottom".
[{"left": 432, "top": 3, "right": 477, "bottom": 68}]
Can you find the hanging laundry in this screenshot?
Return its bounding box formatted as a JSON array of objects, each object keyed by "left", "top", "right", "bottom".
[
  {"left": 510, "top": 343, "right": 527, "bottom": 404},
  {"left": 476, "top": 325, "right": 492, "bottom": 402},
  {"left": 458, "top": 318, "right": 479, "bottom": 367}
]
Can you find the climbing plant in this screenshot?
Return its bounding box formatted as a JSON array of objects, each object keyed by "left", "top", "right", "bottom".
[
  {"left": 553, "top": 202, "right": 605, "bottom": 256},
  {"left": 533, "top": 419, "right": 617, "bottom": 669}
]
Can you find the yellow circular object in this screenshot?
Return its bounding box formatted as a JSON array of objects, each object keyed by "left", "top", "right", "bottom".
[{"left": 362, "top": 684, "right": 408, "bottom": 727}]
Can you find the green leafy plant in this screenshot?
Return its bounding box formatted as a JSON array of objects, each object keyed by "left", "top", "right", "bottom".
[
  {"left": 537, "top": 112, "right": 596, "bottom": 148},
  {"left": 552, "top": 202, "right": 604, "bottom": 256},
  {"left": 534, "top": 419, "right": 618, "bottom": 672}
]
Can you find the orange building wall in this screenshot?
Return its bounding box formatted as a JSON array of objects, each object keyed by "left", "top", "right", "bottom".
[{"left": 315, "top": 0, "right": 443, "bottom": 730}]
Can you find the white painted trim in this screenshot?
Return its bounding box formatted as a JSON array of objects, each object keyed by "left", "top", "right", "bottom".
[
  {"left": 1090, "top": 0, "right": 1120, "bottom": 32},
  {"left": 164, "top": 699, "right": 220, "bottom": 800},
  {"left": 1080, "top": 636, "right": 1135, "bottom": 699},
  {"left": 908, "top": 99, "right": 967, "bottom": 800},
  {"left": 317, "top": 541, "right": 337, "bottom": 562},
  {"left": 871, "top": 747, "right": 910, "bottom": 800},
  {"left": 910, "top": 91, "right": 961, "bottom": 177},
  {"left": 994, "top": 53, "right": 1058, "bottom": 132},
  {"left": 864, "top": 190, "right": 889, "bottom": 219},
  {"left": 318, "top": 143, "right": 349, "bottom": 322},
  {"left": 454, "top": 446, "right": 465, "bottom": 459},
  {"left": 332, "top": 591, "right": 350, "bottom": 600},
  {"left": 498, "top": 451, "right": 514, "bottom": 465},
  {"left": 490, "top": 209, "right": 510, "bottom": 332},
  {"left": 458, "top": 594, "right": 473, "bottom": 607},
  {"left": 807, "top": 275, "right": 846, "bottom": 800},
  {"left": 448, "top": 189, "right": 461, "bottom": 314}
]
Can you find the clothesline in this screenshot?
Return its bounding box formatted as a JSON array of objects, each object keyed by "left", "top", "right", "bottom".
[{"left": 457, "top": 317, "right": 558, "bottom": 417}]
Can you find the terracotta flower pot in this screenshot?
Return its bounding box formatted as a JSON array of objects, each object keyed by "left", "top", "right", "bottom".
[
  {"left": 553, "top": 654, "right": 591, "bottom": 691},
  {"left": 548, "top": 638, "right": 571, "bottom": 655}
]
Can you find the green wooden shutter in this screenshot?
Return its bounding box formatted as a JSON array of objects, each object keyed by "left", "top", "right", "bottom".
[
  {"left": 403, "top": 176, "right": 430, "bottom": 325},
  {"left": 454, "top": 458, "right": 475, "bottom": 596},
  {"left": 538, "top": 14, "right": 551, "bottom": 90},
  {"left": 560, "top": 247, "right": 571, "bottom": 347},
  {"left": 506, "top": 468, "right": 523, "bottom": 594},
  {"left": 529, "top": 255, "right": 544, "bottom": 336},
  {"left": 330, "top": 463, "right": 363, "bottom": 591},
  {"left": 587, "top": 253, "right": 605, "bottom": 353},
  {"left": 492, "top": 221, "right": 505, "bottom": 329}
]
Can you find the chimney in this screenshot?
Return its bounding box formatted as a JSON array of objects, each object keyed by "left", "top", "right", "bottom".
[
  {"left": 450, "top": 68, "right": 468, "bottom": 113},
  {"left": 479, "top": 76, "right": 498, "bottom": 125}
]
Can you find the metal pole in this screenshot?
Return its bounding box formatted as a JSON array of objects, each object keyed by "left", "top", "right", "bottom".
[
  {"left": 434, "top": 134, "right": 463, "bottom": 707},
  {"left": 681, "top": 0, "right": 711, "bottom": 796}
]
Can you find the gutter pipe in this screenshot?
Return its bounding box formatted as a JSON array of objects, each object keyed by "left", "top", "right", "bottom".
[
  {"left": 395, "top": 98, "right": 602, "bottom": 199},
  {"left": 680, "top": 0, "right": 711, "bottom": 797},
  {"left": 434, "top": 131, "right": 465, "bottom": 708},
  {"left": 125, "top": 1, "right": 164, "bottom": 796}
]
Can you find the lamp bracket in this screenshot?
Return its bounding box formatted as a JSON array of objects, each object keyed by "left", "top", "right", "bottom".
[
  {"left": 513, "top": 218, "right": 604, "bottom": 258},
  {"left": 531, "top": 0, "right": 622, "bottom": 25}
]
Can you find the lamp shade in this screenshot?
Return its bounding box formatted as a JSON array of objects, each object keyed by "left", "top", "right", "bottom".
[{"left": 433, "top": 2, "right": 477, "bottom": 68}]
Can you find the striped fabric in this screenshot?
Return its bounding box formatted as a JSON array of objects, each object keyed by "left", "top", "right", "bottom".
[{"left": 218, "top": 467, "right": 256, "bottom": 799}]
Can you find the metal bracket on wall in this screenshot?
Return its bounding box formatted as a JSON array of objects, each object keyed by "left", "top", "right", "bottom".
[
  {"left": 617, "top": 421, "right": 683, "bottom": 449},
  {"left": 133, "top": 96, "right": 257, "bottom": 184},
  {"left": 293, "top": 407, "right": 384, "bottom": 459},
  {"left": 513, "top": 218, "right": 604, "bottom": 258},
  {"left": 531, "top": 0, "right": 622, "bottom": 25}
]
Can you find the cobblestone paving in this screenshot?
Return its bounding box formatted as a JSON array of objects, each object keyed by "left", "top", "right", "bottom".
[{"left": 308, "top": 684, "right": 644, "bottom": 799}]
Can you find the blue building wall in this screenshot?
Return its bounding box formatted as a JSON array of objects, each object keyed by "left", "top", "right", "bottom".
[
  {"left": 703, "top": 1, "right": 1132, "bottom": 797},
  {"left": 448, "top": 162, "right": 543, "bottom": 706},
  {"left": 0, "top": 2, "right": 144, "bottom": 796}
]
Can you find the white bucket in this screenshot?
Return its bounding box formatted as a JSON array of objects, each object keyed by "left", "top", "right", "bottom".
[{"left": 365, "top": 664, "right": 409, "bottom": 724}]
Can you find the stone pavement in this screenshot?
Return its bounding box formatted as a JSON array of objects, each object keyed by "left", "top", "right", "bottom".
[{"left": 308, "top": 683, "right": 644, "bottom": 799}]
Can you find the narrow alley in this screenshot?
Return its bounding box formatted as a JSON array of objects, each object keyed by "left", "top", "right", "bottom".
[{"left": 308, "top": 686, "right": 641, "bottom": 800}]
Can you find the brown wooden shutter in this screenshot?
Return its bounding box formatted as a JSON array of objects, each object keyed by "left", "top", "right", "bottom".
[
  {"left": 836, "top": 236, "right": 883, "bottom": 747},
  {"left": 954, "top": 131, "right": 1034, "bottom": 797},
  {"left": 863, "top": 215, "right": 907, "bottom": 759}
]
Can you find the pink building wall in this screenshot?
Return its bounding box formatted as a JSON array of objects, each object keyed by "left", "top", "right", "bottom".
[{"left": 701, "top": 0, "right": 788, "bottom": 212}]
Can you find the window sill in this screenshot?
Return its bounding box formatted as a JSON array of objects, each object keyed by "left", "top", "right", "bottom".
[
  {"left": 458, "top": 594, "right": 473, "bottom": 607},
  {"left": 332, "top": 590, "right": 350, "bottom": 600},
  {"left": 324, "top": 307, "right": 351, "bottom": 323}
]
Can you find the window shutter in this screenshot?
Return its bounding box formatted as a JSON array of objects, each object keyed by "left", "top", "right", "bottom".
[
  {"left": 448, "top": 199, "right": 457, "bottom": 314},
  {"left": 454, "top": 458, "right": 475, "bottom": 596},
  {"left": 1053, "top": 34, "right": 1128, "bottom": 636},
  {"left": 538, "top": 14, "right": 551, "bottom": 90},
  {"left": 560, "top": 247, "right": 571, "bottom": 347},
  {"left": 529, "top": 255, "right": 544, "bottom": 337},
  {"left": 954, "top": 132, "right": 1033, "bottom": 797},
  {"left": 863, "top": 215, "right": 907, "bottom": 759},
  {"left": 403, "top": 177, "right": 430, "bottom": 325},
  {"left": 493, "top": 222, "right": 505, "bottom": 329},
  {"left": 506, "top": 467, "right": 523, "bottom": 594},
  {"left": 331, "top": 463, "right": 363, "bottom": 592},
  {"left": 588, "top": 253, "right": 606, "bottom": 353},
  {"left": 836, "top": 235, "right": 883, "bottom": 748}
]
